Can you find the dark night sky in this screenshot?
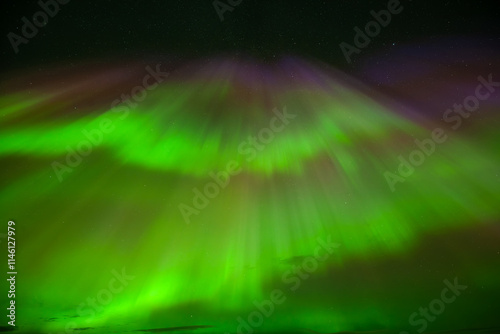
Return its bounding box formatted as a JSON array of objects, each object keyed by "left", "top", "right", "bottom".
[{"left": 2, "top": 0, "right": 500, "bottom": 72}]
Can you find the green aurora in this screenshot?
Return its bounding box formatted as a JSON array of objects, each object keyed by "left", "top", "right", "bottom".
[{"left": 0, "top": 58, "right": 499, "bottom": 333}]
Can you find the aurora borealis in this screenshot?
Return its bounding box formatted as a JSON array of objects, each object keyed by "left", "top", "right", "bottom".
[
  {"left": 2, "top": 1, "right": 500, "bottom": 333},
  {"left": 1, "top": 53, "right": 500, "bottom": 333}
]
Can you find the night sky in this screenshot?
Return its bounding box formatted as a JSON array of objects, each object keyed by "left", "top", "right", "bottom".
[
  {"left": 2, "top": 1, "right": 499, "bottom": 70},
  {"left": 1, "top": 1, "right": 500, "bottom": 334}
]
